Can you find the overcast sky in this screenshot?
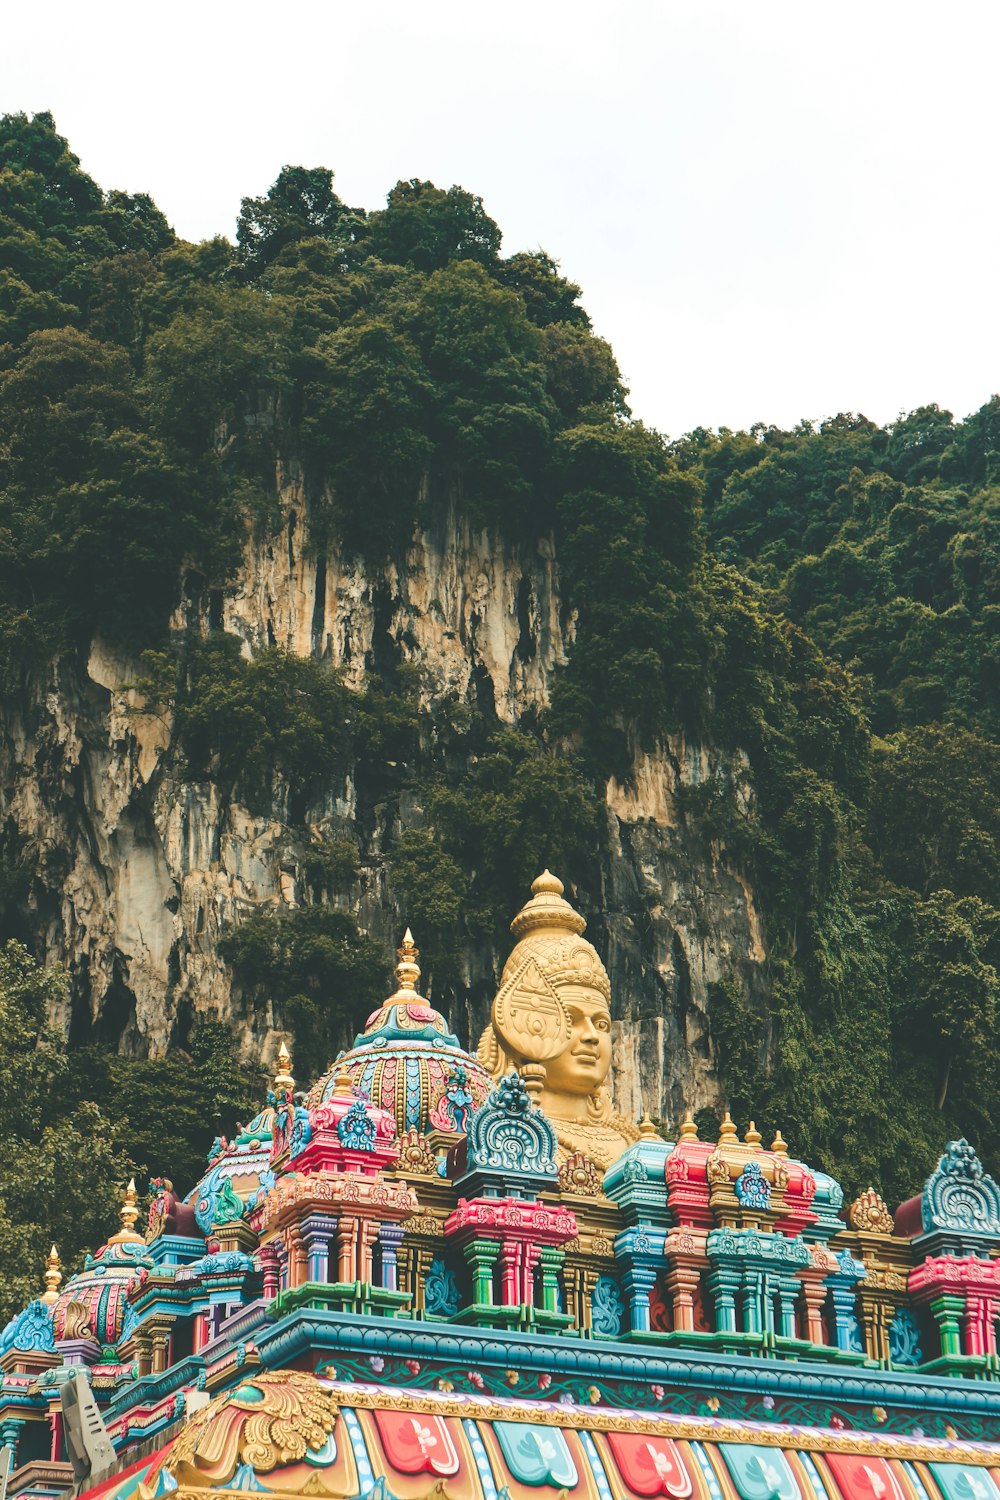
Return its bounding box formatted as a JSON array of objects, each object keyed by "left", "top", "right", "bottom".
[{"left": 5, "top": 1, "right": 999, "bottom": 437}]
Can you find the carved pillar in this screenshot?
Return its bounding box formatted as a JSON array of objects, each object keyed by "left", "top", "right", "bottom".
[
  {"left": 282, "top": 1225, "right": 308, "bottom": 1289},
  {"left": 336, "top": 1217, "right": 358, "bottom": 1285},
  {"left": 258, "top": 1243, "right": 280, "bottom": 1300},
  {"left": 537, "top": 1247, "right": 564, "bottom": 1316},
  {"left": 359, "top": 1219, "right": 381, "bottom": 1284},
  {"left": 707, "top": 1265, "right": 740, "bottom": 1335},
  {"left": 0, "top": 1418, "right": 25, "bottom": 1468},
  {"left": 134, "top": 1331, "right": 153, "bottom": 1378},
  {"left": 964, "top": 1294, "right": 998, "bottom": 1358},
  {"left": 775, "top": 1274, "right": 799, "bottom": 1340},
  {"left": 740, "top": 1272, "right": 763, "bottom": 1336},
  {"left": 621, "top": 1263, "right": 658, "bottom": 1335},
  {"left": 379, "top": 1223, "right": 405, "bottom": 1292},
  {"left": 664, "top": 1264, "right": 701, "bottom": 1333},
  {"left": 826, "top": 1278, "right": 860, "bottom": 1352},
  {"left": 799, "top": 1275, "right": 828, "bottom": 1346},
  {"left": 274, "top": 1238, "right": 289, "bottom": 1293},
  {"left": 466, "top": 1237, "right": 499, "bottom": 1309},
  {"left": 930, "top": 1293, "right": 965, "bottom": 1361},
  {"left": 499, "top": 1241, "right": 524, "bottom": 1308},
  {"left": 301, "top": 1213, "right": 337, "bottom": 1283},
  {"left": 150, "top": 1326, "right": 170, "bottom": 1375},
  {"left": 48, "top": 1409, "right": 61, "bottom": 1463}
]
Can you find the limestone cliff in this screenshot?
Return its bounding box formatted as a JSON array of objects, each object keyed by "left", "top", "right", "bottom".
[{"left": 0, "top": 489, "right": 767, "bottom": 1125}]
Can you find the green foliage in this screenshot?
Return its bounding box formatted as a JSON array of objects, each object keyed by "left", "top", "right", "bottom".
[
  {"left": 0, "top": 943, "right": 133, "bottom": 1323},
  {"left": 0, "top": 943, "right": 261, "bottom": 1320},
  {"left": 388, "top": 731, "right": 601, "bottom": 990},
  {"left": 65, "top": 1022, "right": 263, "bottom": 1190},
  {"left": 0, "top": 1102, "right": 132, "bottom": 1326},
  {"left": 133, "top": 635, "right": 418, "bottom": 813},
  {"left": 366, "top": 180, "right": 501, "bottom": 272},
  {"left": 6, "top": 111, "right": 1000, "bottom": 1211},
  {"left": 219, "top": 908, "right": 388, "bottom": 1070},
  {"left": 236, "top": 166, "right": 364, "bottom": 280}
]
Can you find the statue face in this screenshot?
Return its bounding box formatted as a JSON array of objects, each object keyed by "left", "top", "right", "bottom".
[{"left": 542, "top": 989, "right": 612, "bottom": 1096}]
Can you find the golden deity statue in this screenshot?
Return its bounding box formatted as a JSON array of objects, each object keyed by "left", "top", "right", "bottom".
[{"left": 477, "top": 870, "right": 641, "bottom": 1169}]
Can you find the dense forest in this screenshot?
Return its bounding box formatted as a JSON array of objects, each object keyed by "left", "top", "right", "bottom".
[{"left": 1, "top": 110, "right": 999, "bottom": 1318}]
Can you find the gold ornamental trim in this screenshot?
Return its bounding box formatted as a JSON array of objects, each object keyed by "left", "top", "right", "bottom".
[{"left": 324, "top": 1381, "right": 1000, "bottom": 1464}]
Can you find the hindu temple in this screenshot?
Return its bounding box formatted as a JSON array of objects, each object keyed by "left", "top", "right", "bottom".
[{"left": 2, "top": 872, "right": 1000, "bottom": 1500}]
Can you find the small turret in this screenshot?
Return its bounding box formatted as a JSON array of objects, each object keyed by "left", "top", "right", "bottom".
[{"left": 40, "top": 1245, "right": 61, "bottom": 1306}]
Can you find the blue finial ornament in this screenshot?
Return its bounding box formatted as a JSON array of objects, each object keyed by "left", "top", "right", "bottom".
[
  {"left": 458, "top": 1071, "right": 559, "bottom": 1197},
  {"left": 734, "top": 1159, "right": 771, "bottom": 1211},
  {"left": 337, "top": 1099, "right": 377, "bottom": 1151},
  {"left": 921, "top": 1139, "right": 1000, "bottom": 1239},
  {"left": 0, "top": 1300, "right": 56, "bottom": 1356}
]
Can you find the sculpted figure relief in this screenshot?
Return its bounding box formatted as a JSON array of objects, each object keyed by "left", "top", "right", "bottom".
[{"left": 477, "top": 871, "right": 640, "bottom": 1170}]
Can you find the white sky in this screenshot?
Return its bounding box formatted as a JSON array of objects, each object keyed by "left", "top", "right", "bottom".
[{"left": 5, "top": 1, "right": 1000, "bottom": 438}]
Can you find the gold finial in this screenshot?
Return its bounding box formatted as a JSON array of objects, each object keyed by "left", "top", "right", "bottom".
[
  {"left": 333, "top": 1062, "right": 354, "bottom": 1098},
  {"left": 744, "top": 1120, "right": 762, "bottom": 1149},
  {"left": 110, "top": 1178, "right": 143, "bottom": 1244},
  {"left": 394, "top": 927, "right": 421, "bottom": 993},
  {"left": 509, "top": 870, "right": 588, "bottom": 942},
  {"left": 273, "top": 1041, "right": 295, "bottom": 1095},
  {"left": 639, "top": 1109, "right": 658, "bottom": 1141},
  {"left": 679, "top": 1112, "right": 699, "bottom": 1141},
  {"left": 719, "top": 1111, "right": 737, "bottom": 1143},
  {"left": 41, "top": 1244, "right": 61, "bottom": 1305},
  {"left": 770, "top": 1128, "right": 788, "bottom": 1156}
]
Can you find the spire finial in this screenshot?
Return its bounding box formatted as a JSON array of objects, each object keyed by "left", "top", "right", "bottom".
[
  {"left": 509, "top": 871, "right": 588, "bottom": 942},
  {"left": 770, "top": 1128, "right": 788, "bottom": 1156},
  {"left": 334, "top": 1062, "right": 354, "bottom": 1098},
  {"left": 273, "top": 1041, "right": 295, "bottom": 1095},
  {"left": 41, "top": 1244, "right": 61, "bottom": 1305},
  {"left": 719, "top": 1111, "right": 738, "bottom": 1143},
  {"left": 639, "top": 1108, "right": 658, "bottom": 1141},
  {"left": 115, "top": 1178, "right": 142, "bottom": 1241},
  {"left": 679, "top": 1111, "right": 699, "bottom": 1141},
  {"left": 394, "top": 928, "right": 421, "bottom": 993},
  {"left": 744, "top": 1119, "right": 762, "bottom": 1149}
]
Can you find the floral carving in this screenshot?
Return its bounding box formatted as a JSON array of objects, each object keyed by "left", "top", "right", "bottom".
[
  {"left": 166, "top": 1371, "right": 338, "bottom": 1485},
  {"left": 922, "top": 1139, "right": 1000, "bottom": 1238},
  {"left": 558, "top": 1152, "right": 604, "bottom": 1197},
  {"left": 848, "top": 1187, "right": 894, "bottom": 1235},
  {"left": 395, "top": 1129, "right": 439, "bottom": 1176}
]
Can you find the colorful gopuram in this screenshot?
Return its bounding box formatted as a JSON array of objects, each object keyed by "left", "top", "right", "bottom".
[{"left": 3, "top": 871, "right": 1000, "bottom": 1500}]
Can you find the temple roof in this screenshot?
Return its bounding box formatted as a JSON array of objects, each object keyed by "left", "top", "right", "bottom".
[
  {"left": 308, "top": 929, "right": 492, "bottom": 1136},
  {"left": 78, "top": 1374, "right": 1000, "bottom": 1500}
]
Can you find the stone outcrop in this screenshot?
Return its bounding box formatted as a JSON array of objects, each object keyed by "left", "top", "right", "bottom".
[{"left": 0, "top": 490, "right": 768, "bottom": 1124}]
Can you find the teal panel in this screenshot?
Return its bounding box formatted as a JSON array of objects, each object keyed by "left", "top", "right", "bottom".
[
  {"left": 494, "top": 1422, "right": 578, "bottom": 1488},
  {"left": 928, "top": 1469, "right": 998, "bottom": 1500},
  {"left": 718, "top": 1446, "right": 799, "bottom": 1500}
]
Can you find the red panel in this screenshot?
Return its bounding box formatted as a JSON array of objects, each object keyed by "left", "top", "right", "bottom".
[
  {"left": 373, "top": 1409, "right": 461, "bottom": 1478},
  {"left": 606, "top": 1435, "right": 694, "bottom": 1499},
  {"left": 826, "top": 1455, "right": 907, "bottom": 1500}
]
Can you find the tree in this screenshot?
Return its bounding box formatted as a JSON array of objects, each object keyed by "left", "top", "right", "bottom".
[
  {"left": 0, "top": 944, "right": 133, "bottom": 1324},
  {"left": 237, "top": 166, "right": 364, "bottom": 279},
  {"left": 367, "top": 179, "right": 501, "bottom": 272}
]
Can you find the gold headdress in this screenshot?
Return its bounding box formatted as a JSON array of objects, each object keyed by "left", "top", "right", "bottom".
[
  {"left": 477, "top": 873, "right": 639, "bottom": 1168},
  {"left": 477, "top": 871, "right": 612, "bottom": 1087}
]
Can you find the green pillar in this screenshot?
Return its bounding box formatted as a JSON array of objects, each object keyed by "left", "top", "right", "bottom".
[
  {"left": 776, "top": 1274, "right": 798, "bottom": 1340},
  {"left": 0, "top": 1418, "right": 25, "bottom": 1468},
  {"left": 538, "top": 1246, "right": 564, "bottom": 1315},
  {"left": 708, "top": 1266, "right": 739, "bottom": 1334},
  {"left": 930, "top": 1293, "right": 966, "bottom": 1361},
  {"left": 466, "top": 1237, "right": 499, "bottom": 1308}
]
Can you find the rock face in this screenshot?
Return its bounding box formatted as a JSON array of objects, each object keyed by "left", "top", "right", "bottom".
[{"left": 0, "top": 493, "right": 767, "bottom": 1124}]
